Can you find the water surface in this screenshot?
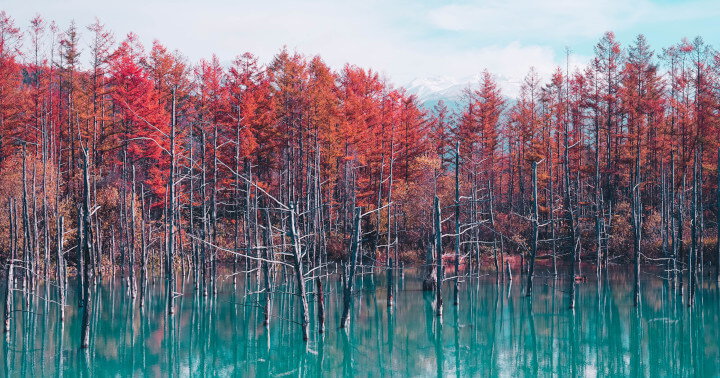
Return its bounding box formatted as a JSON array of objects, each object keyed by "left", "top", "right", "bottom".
[{"left": 1, "top": 267, "right": 718, "bottom": 376}]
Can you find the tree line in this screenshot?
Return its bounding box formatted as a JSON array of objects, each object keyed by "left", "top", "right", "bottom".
[{"left": 1, "top": 11, "right": 719, "bottom": 344}]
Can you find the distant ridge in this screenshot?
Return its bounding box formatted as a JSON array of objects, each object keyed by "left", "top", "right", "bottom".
[{"left": 405, "top": 75, "right": 520, "bottom": 113}]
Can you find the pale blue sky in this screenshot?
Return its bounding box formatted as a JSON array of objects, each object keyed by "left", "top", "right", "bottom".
[{"left": 4, "top": 0, "right": 719, "bottom": 95}]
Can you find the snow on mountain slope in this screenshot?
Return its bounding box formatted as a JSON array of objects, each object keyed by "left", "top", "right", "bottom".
[
  {"left": 405, "top": 76, "right": 458, "bottom": 100},
  {"left": 405, "top": 76, "right": 469, "bottom": 111},
  {"left": 405, "top": 74, "right": 521, "bottom": 112}
]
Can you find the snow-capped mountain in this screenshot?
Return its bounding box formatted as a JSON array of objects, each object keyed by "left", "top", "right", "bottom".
[
  {"left": 404, "top": 76, "right": 471, "bottom": 111},
  {"left": 404, "top": 74, "right": 521, "bottom": 112}
]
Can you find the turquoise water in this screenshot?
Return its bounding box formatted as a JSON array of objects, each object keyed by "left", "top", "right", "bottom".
[{"left": 1, "top": 267, "right": 719, "bottom": 376}]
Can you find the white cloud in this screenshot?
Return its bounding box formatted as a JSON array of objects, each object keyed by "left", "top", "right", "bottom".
[
  {"left": 3, "top": 0, "right": 719, "bottom": 101},
  {"left": 428, "top": 0, "right": 631, "bottom": 37},
  {"left": 402, "top": 43, "right": 591, "bottom": 99},
  {"left": 426, "top": 0, "right": 719, "bottom": 39}
]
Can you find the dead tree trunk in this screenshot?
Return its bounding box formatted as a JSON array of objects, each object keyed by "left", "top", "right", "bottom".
[
  {"left": 80, "top": 149, "right": 93, "bottom": 349},
  {"left": 563, "top": 105, "right": 578, "bottom": 309},
  {"left": 94, "top": 209, "right": 102, "bottom": 284},
  {"left": 77, "top": 206, "right": 84, "bottom": 308},
  {"left": 549, "top": 146, "right": 557, "bottom": 278},
  {"left": 679, "top": 173, "right": 686, "bottom": 293},
  {"left": 434, "top": 196, "right": 443, "bottom": 317},
  {"left": 387, "top": 257, "right": 394, "bottom": 308},
  {"left": 120, "top": 151, "right": 127, "bottom": 284},
  {"left": 373, "top": 152, "right": 384, "bottom": 267},
  {"left": 386, "top": 124, "right": 396, "bottom": 274},
  {"left": 671, "top": 152, "right": 677, "bottom": 288},
  {"left": 470, "top": 161, "right": 480, "bottom": 277},
  {"left": 422, "top": 232, "right": 436, "bottom": 291},
  {"left": 341, "top": 207, "right": 361, "bottom": 329},
  {"left": 489, "top": 179, "right": 499, "bottom": 281},
  {"left": 129, "top": 167, "right": 137, "bottom": 299},
  {"left": 42, "top": 131, "right": 50, "bottom": 295},
  {"left": 699, "top": 145, "right": 704, "bottom": 279},
  {"left": 4, "top": 198, "right": 15, "bottom": 333},
  {"left": 189, "top": 124, "right": 197, "bottom": 290},
  {"left": 261, "top": 206, "right": 273, "bottom": 328},
  {"left": 111, "top": 227, "right": 116, "bottom": 281},
  {"left": 167, "top": 88, "right": 177, "bottom": 315},
  {"left": 140, "top": 185, "right": 148, "bottom": 307},
  {"left": 288, "top": 203, "right": 309, "bottom": 341},
  {"left": 56, "top": 139, "right": 66, "bottom": 313},
  {"left": 58, "top": 216, "right": 66, "bottom": 322},
  {"left": 453, "top": 142, "right": 460, "bottom": 306},
  {"left": 201, "top": 131, "right": 208, "bottom": 297},
  {"left": 21, "top": 145, "right": 33, "bottom": 295},
  {"left": 527, "top": 160, "right": 539, "bottom": 297},
  {"left": 594, "top": 116, "right": 602, "bottom": 275},
  {"left": 632, "top": 151, "right": 641, "bottom": 307},
  {"left": 716, "top": 147, "right": 720, "bottom": 284},
  {"left": 243, "top": 160, "right": 252, "bottom": 294},
  {"left": 689, "top": 149, "right": 698, "bottom": 307},
  {"left": 211, "top": 116, "right": 218, "bottom": 295},
  {"left": 233, "top": 130, "right": 241, "bottom": 289},
  {"left": 91, "top": 172, "right": 99, "bottom": 285},
  {"left": 31, "top": 152, "right": 40, "bottom": 294},
  {"left": 661, "top": 157, "right": 669, "bottom": 281}
]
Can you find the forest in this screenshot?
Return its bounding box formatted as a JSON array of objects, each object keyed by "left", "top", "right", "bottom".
[{"left": 1, "top": 10, "right": 720, "bottom": 363}]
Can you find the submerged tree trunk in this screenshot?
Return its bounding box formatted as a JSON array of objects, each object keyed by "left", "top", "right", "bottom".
[{"left": 316, "top": 276, "right": 325, "bottom": 334}]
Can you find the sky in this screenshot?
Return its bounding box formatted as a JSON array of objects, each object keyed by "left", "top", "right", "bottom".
[{"left": 4, "top": 0, "right": 720, "bottom": 97}]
